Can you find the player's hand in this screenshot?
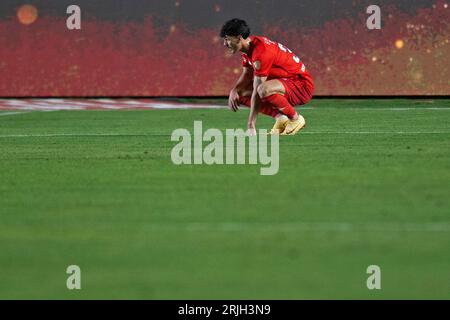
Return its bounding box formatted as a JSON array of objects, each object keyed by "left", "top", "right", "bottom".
[
  {"left": 247, "top": 122, "right": 257, "bottom": 136},
  {"left": 228, "top": 89, "right": 240, "bottom": 112},
  {"left": 247, "top": 128, "right": 257, "bottom": 136}
]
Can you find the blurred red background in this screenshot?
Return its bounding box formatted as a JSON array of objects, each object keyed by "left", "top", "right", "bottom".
[{"left": 0, "top": 0, "right": 448, "bottom": 96}]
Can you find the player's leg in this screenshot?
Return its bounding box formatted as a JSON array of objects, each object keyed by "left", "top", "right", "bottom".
[
  {"left": 236, "top": 83, "right": 281, "bottom": 118},
  {"left": 238, "top": 96, "right": 282, "bottom": 118},
  {"left": 279, "top": 77, "right": 313, "bottom": 135},
  {"left": 236, "top": 80, "right": 289, "bottom": 134},
  {"left": 257, "top": 80, "right": 305, "bottom": 135}
]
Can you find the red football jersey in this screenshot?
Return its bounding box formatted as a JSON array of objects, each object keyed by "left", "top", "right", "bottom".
[{"left": 241, "top": 36, "right": 313, "bottom": 83}]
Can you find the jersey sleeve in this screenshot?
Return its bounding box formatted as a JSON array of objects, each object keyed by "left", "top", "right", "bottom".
[{"left": 251, "top": 45, "right": 275, "bottom": 77}]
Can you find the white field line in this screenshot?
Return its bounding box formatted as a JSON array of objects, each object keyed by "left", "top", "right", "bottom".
[
  {"left": 146, "top": 222, "right": 450, "bottom": 232},
  {"left": 0, "top": 111, "right": 31, "bottom": 117},
  {"left": 1, "top": 106, "right": 450, "bottom": 111},
  {"left": 0, "top": 131, "right": 449, "bottom": 138},
  {"left": 1, "top": 98, "right": 450, "bottom": 111},
  {"left": 2, "top": 107, "right": 450, "bottom": 111}
]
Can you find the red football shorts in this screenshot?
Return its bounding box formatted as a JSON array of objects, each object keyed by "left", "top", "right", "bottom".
[{"left": 278, "top": 75, "right": 314, "bottom": 106}]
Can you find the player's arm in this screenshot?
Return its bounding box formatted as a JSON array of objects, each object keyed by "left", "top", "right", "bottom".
[
  {"left": 228, "top": 67, "right": 253, "bottom": 112},
  {"left": 248, "top": 75, "right": 267, "bottom": 135},
  {"left": 247, "top": 46, "right": 274, "bottom": 134}
]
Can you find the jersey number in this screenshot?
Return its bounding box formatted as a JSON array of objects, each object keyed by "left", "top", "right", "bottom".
[{"left": 278, "top": 43, "right": 300, "bottom": 64}]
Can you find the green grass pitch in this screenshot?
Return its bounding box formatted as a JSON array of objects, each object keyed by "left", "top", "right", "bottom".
[{"left": 0, "top": 99, "right": 449, "bottom": 299}]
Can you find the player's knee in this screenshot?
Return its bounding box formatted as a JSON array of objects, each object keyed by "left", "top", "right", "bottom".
[{"left": 256, "top": 83, "right": 271, "bottom": 99}]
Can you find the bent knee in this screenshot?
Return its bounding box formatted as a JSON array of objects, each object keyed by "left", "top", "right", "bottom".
[{"left": 257, "top": 83, "right": 272, "bottom": 98}]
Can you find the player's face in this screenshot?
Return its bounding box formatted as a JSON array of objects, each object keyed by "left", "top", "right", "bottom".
[{"left": 223, "top": 36, "right": 242, "bottom": 54}]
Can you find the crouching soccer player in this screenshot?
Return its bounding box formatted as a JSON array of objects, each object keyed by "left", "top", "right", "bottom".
[{"left": 220, "top": 18, "right": 314, "bottom": 135}]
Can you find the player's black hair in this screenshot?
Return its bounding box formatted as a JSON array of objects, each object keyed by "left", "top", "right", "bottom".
[{"left": 220, "top": 18, "right": 251, "bottom": 39}]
